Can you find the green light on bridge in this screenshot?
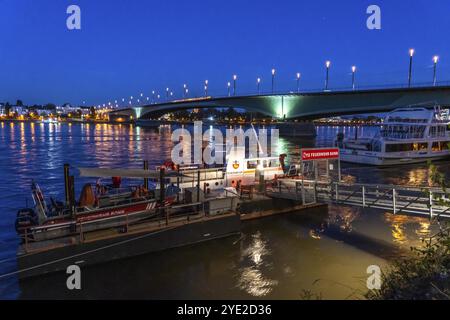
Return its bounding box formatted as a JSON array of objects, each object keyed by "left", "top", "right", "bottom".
[{"left": 134, "top": 107, "right": 142, "bottom": 119}]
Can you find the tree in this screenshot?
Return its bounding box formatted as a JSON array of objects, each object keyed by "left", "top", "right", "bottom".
[{"left": 16, "top": 99, "right": 23, "bottom": 106}]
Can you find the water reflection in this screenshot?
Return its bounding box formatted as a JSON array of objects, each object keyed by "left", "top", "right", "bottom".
[
  {"left": 237, "top": 232, "right": 278, "bottom": 297},
  {"left": 327, "top": 205, "right": 361, "bottom": 232},
  {"left": 383, "top": 213, "right": 433, "bottom": 246}
]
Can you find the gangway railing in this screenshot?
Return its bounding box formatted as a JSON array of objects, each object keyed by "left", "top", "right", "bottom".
[
  {"left": 266, "top": 178, "right": 450, "bottom": 219},
  {"left": 323, "top": 182, "right": 450, "bottom": 219}
]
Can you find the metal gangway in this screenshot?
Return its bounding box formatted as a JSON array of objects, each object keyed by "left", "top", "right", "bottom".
[{"left": 266, "top": 178, "right": 450, "bottom": 219}]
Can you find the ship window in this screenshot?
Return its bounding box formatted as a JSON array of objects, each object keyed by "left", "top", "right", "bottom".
[
  {"left": 432, "top": 141, "right": 450, "bottom": 151},
  {"left": 385, "top": 143, "right": 428, "bottom": 152},
  {"left": 247, "top": 161, "right": 258, "bottom": 169},
  {"left": 269, "top": 159, "right": 280, "bottom": 167},
  {"left": 413, "top": 143, "right": 428, "bottom": 151}
]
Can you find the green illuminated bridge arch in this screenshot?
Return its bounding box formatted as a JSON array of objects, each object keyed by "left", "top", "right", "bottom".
[{"left": 110, "top": 86, "right": 450, "bottom": 120}]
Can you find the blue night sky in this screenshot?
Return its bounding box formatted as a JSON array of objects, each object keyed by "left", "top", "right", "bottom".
[{"left": 1, "top": 0, "right": 450, "bottom": 106}]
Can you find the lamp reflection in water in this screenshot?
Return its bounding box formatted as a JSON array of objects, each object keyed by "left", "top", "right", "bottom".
[
  {"left": 237, "top": 231, "right": 278, "bottom": 297},
  {"left": 383, "top": 213, "right": 433, "bottom": 246}
]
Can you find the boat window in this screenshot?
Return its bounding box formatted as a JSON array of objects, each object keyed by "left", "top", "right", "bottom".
[
  {"left": 385, "top": 143, "right": 428, "bottom": 153},
  {"left": 247, "top": 160, "right": 258, "bottom": 169},
  {"left": 429, "top": 126, "right": 447, "bottom": 138},
  {"left": 380, "top": 125, "right": 426, "bottom": 139},
  {"left": 432, "top": 141, "right": 450, "bottom": 152},
  {"left": 269, "top": 159, "right": 280, "bottom": 167}
]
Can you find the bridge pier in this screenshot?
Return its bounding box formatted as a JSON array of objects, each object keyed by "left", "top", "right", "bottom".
[{"left": 276, "top": 121, "right": 317, "bottom": 137}]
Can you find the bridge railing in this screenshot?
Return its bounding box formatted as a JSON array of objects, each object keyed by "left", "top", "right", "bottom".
[{"left": 116, "top": 81, "right": 450, "bottom": 109}]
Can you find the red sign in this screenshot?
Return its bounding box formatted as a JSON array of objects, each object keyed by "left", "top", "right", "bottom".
[{"left": 301, "top": 148, "right": 340, "bottom": 161}]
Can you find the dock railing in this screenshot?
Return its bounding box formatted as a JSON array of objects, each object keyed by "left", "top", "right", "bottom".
[
  {"left": 323, "top": 182, "right": 450, "bottom": 219},
  {"left": 265, "top": 178, "right": 450, "bottom": 219}
]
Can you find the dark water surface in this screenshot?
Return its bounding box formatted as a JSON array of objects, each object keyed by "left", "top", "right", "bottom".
[{"left": 0, "top": 122, "right": 447, "bottom": 299}]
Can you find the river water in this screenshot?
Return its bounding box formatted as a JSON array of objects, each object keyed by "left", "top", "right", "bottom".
[{"left": 0, "top": 121, "right": 447, "bottom": 299}]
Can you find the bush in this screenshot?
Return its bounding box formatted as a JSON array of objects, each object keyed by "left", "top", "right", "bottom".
[{"left": 367, "top": 226, "right": 450, "bottom": 300}]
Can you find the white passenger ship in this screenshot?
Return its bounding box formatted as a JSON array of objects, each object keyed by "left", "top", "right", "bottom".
[{"left": 335, "top": 106, "right": 450, "bottom": 166}]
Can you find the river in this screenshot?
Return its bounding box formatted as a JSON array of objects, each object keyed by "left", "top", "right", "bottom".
[{"left": 0, "top": 121, "right": 446, "bottom": 299}]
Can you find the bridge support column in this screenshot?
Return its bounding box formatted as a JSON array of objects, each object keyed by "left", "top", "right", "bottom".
[{"left": 276, "top": 121, "right": 317, "bottom": 137}]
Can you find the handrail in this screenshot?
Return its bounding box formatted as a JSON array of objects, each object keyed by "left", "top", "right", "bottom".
[
  {"left": 119, "top": 81, "right": 450, "bottom": 109},
  {"left": 293, "top": 179, "right": 448, "bottom": 193}
]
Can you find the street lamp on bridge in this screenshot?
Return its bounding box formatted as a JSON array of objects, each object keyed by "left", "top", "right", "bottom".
[
  {"left": 204, "top": 80, "right": 208, "bottom": 97},
  {"left": 433, "top": 55, "right": 439, "bottom": 86},
  {"left": 166, "top": 87, "right": 169, "bottom": 101},
  {"left": 271, "top": 68, "right": 276, "bottom": 93},
  {"left": 351, "top": 66, "right": 356, "bottom": 90},
  {"left": 183, "top": 84, "right": 187, "bottom": 98},
  {"left": 257, "top": 77, "right": 261, "bottom": 94},
  {"left": 325, "top": 61, "right": 331, "bottom": 90},
  {"left": 227, "top": 81, "right": 231, "bottom": 97},
  {"left": 152, "top": 91, "right": 156, "bottom": 104},
  {"left": 296, "top": 72, "right": 301, "bottom": 93},
  {"left": 233, "top": 75, "right": 237, "bottom": 96},
  {"left": 408, "top": 48, "right": 414, "bottom": 87}
]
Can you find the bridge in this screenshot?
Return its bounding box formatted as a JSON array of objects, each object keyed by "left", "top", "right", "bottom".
[{"left": 109, "top": 85, "right": 450, "bottom": 121}]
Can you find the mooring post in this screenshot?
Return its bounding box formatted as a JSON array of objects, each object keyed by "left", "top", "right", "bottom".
[
  {"left": 64, "top": 163, "right": 70, "bottom": 205},
  {"left": 143, "top": 160, "right": 149, "bottom": 190},
  {"left": 69, "top": 175, "right": 76, "bottom": 218}
]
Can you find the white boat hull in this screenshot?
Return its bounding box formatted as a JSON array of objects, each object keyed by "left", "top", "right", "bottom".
[{"left": 340, "top": 149, "right": 450, "bottom": 166}]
